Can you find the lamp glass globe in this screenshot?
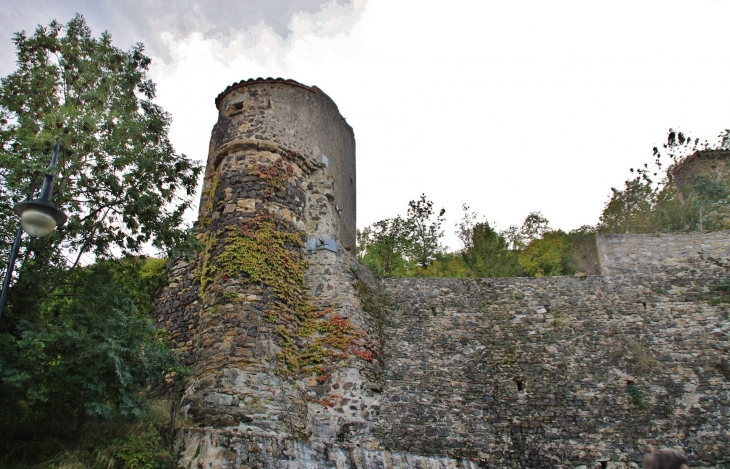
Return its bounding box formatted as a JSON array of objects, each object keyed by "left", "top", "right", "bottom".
[{"left": 20, "top": 207, "right": 57, "bottom": 238}]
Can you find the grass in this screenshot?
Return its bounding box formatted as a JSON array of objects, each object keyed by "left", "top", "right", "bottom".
[
  {"left": 609, "top": 337, "right": 656, "bottom": 375},
  {"left": 627, "top": 382, "right": 646, "bottom": 409},
  {"left": 626, "top": 337, "right": 657, "bottom": 375}
]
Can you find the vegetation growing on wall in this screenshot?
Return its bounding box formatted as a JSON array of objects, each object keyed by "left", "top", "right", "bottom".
[
  {"left": 598, "top": 129, "right": 730, "bottom": 234},
  {"left": 218, "top": 215, "right": 308, "bottom": 314},
  {"left": 207, "top": 212, "right": 377, "bottom": 378},
  {"left": 247, "top": 151, "right": 296, "bottom": 196}
]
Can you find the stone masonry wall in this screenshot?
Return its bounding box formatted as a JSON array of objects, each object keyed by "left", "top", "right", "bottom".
[
  {"left": 214, "top": 78, "right": 356, "bottom": 249},
  {"left": 597, "top": 231, "right": 730, "bottom": 277},
  {"left": 377, "top": 271, "right": 730, "bottom": 468},
  {"left": 155, "top": 79, "right": 730, "bottom": 468},
  {"left": 155, "top": 79, "right": 396, "bottom": 469}
]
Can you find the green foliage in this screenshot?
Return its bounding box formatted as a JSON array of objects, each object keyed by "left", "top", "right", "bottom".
[
  {"left": 247, "top": 151, "right": 296, "bottom": 197},
  {"left": 112, "top": 423, "right": 174, "bottom": 469},
  {"left": 0, "top": 14, "right": 202, "bottom": 271},
  {"left": 598, "top": 129, "right": 730, "bottom": 234},
  {"left": 0, "top": 258, "right": 184, "bottom": 431},
  {"left": 598, "top": 177, "right": 656, "bottom": 234},
  {"left": 566, "top": 225, "right": 600, "bottom": 275},
  {"left": 216, "top": 215, "right": 376, "bottom": 376},
  {"left": 359, "top": 203, "right": 598, "bottom": 279},
  {"left": 518, "top": 230, "right": 573, "bottom": 277},
  {"left": 218, "top": 216, "right": 307, "bottom": 309},
  {"left": 0, "top": 400, "right": 177, "bottom": 469},
  {"left": 627, "top": 382, "right": 647, "bottom": 410},
  {"left": 0, "top": 17, "right": 193, "bottom": 442},
  {"left": 357, "top": 194, "right": 445, "bottom": 276},
  {"left": 514, "top": 225, "right": 599, "bottom": 277},
  {"left": 356, "top": 216, "right": 412, "bottom": 277},
  {"left": 464, "top": 219, "right": 521, "bottom": 277},
  {"left": 502, "top": 211, "right": 550, "bottom": 250},
  {"left": 407, "top": 194, "right": 446, "bottom": 267},
  {"left": 103, "top": 256, "right": 168, "bottom": 316},
  {"left": 452, "top": 204, "right": 522, "bottom": 278},
  {"left": 415, "top": 252, "right": 471, "bottom": 278}
]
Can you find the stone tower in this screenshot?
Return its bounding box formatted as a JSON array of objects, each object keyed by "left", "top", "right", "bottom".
[
  {"left": 154, "top": 78, "right": 386, "bottom": 467},
  {"left": 154, "top": 79, "right": 730, "bottom": 469}
]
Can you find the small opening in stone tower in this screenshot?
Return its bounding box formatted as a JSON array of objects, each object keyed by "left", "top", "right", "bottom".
[
  {"left": 514, "top": 378, "right": 524, "bottom": 391},
  {"left": 233, "top": 101, "right": 244, "bottom": 111}
]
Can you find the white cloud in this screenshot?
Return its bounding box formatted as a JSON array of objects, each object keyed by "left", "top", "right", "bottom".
[{"left": 3, "top": 0, "right": 729, "bottom": 250}]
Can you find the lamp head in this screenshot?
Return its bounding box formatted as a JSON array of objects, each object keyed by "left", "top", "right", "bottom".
[{"left": 14, "top": 200, "right": 67, "bottom": 238}]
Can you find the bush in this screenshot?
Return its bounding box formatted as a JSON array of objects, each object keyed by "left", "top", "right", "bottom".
[
  {"left": 0, "top": 257, "right": 185, "bottom": 439},
  {"left": 0, "top": 400, "right": 177, "bottom": 469}
]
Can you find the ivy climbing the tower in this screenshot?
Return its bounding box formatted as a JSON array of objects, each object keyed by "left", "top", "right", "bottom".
[
  {"left": 213, "top": 214, "right": 377, "bottom": 377},
  {"left": 247, "top": 151, "right": 297, "bottom": 197}
]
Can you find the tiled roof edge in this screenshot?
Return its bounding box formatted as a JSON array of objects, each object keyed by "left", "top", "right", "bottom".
[{"left": 214, "top": 77, "right": 318, "bottom": 107}]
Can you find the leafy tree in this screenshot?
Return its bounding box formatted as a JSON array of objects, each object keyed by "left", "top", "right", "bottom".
[
  {"left": 358, "top": 194, "right": 446, "bottom": 275},
  {"left": 597, "top": 176, "right": 655, "bottom": 234},
  {"left": 416, "top": 252, "right": 470, "bottom": 278},
  {"left": 467, "top": 222, "right": 522, "bottom": 277},
  {"left": 520, "top": 212, "right": 551, "bottom": 244},
  {"left": 566, "top": 225, "right": 600, "bottom": 275},
  {"left": 0, "top": 14, "right": 201, "bottom": 275},
  {"left": 502, "top": 211, "right": 551, "bottom": 250},
  {"left": 406, "top": 194, "right": 445, "bottom": 267},
  {"left": 0, "top": 257, "right": 182, "bottom": 432},
  {"left": 455, "top": 204, "right": 521, "bottom": 277},
  {"left": 518, "top": 230, "right": 573, "bottom": 277},
  {"left": 357, "top": 216, "right": 412, "bottom": 277},
  {"left": 456, "top": 204, "right": 479, "bottom": 253},
  {"left": 0, "top": 16, "right": 198, "bottom": 436},
  {"left": 692, "top": 175, "right": 730, "bottom": 229},
  {"left": 361, "top": 202, "right": 596, "bottom": 279}
]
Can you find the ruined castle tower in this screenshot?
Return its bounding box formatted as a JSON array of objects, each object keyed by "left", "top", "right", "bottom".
[
  {"left": 154, "top": 80, "right": 730, "bottom": 468},
  {"left": 154, "top": 79, "right": 387, "bottom": 466}
]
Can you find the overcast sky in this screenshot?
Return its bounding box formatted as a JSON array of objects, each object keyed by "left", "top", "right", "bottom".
[{"left": 2, "top": 0, "right": 729, "bottom": 249}]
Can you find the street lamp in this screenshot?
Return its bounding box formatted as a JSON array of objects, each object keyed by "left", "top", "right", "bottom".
[{"left": 0, "top": 143, "right": 67, "bottom": 318}]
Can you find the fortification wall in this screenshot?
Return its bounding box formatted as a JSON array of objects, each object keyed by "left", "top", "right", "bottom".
[
  {"left": 155, "top": 80, "right": 730, "bottom": 469},
  {"left": 378, "top": 274, "right": 730, "bottom": 468},
  {"left": 597, "top": 231, "right": 730, "bottom": 277},
  {"left": 155, "top": 79, "right": 390, "bottom": 467}
]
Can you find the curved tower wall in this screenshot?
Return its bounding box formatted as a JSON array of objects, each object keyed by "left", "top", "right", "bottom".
[
  {"left": 155, "top": 80, "right": 730, "bottom": 469},
  {"left": 155, "top": 79, "right": 386, "bottom": 466},
  {"left": 213, "top": 79, "right": 356, "bottom": 249}
]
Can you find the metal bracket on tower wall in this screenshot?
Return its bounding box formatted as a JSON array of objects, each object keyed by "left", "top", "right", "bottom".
[{"left": 307, "top": 237, "right": 337, "bottom": 253}]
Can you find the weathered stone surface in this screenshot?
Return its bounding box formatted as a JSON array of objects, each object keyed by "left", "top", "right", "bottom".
[
  {"left": 176, "top": 428, "right": 482, "bottom": 469},
  {"left": 153, "top": 79, "right": 730, "bottom": 468},
  {"left": 598, "top": 230, "right": 730, "bottom": 277},
  {"left": 155, "top": 79, "right": 385, "bottom": 467},
  {"left": 376, "top": 252, "right": 730, "bottom": 467}
]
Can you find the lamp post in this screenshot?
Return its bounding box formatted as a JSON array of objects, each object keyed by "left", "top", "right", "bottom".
[{"left": 0, "top": 143, "right": 67, "bottom": 318}]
